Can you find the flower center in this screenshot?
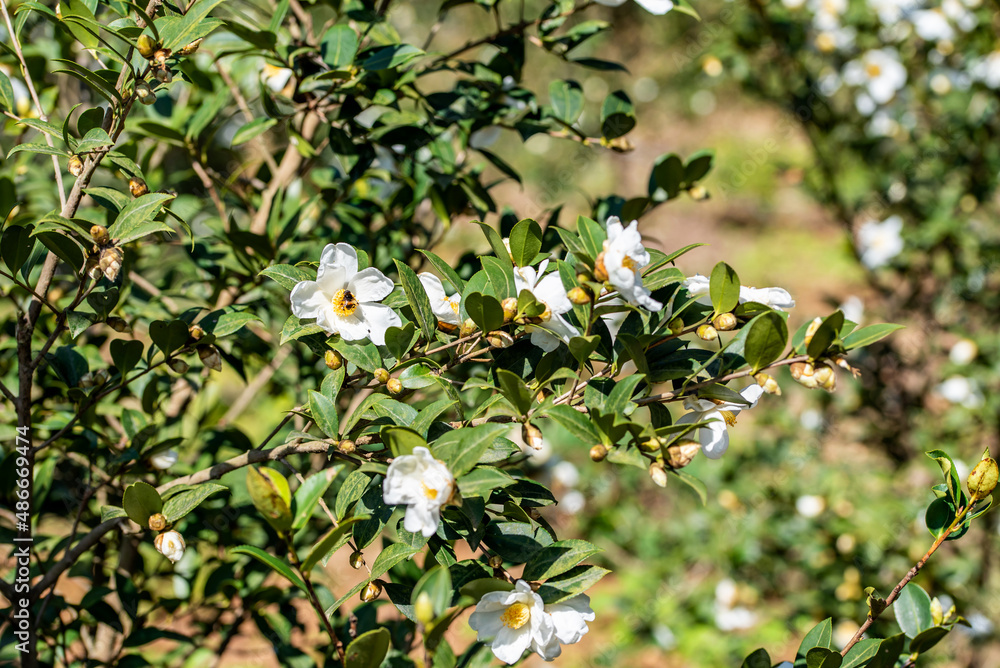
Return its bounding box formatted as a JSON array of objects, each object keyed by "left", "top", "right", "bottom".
[
  {"left": 501, "top": 602, "right": 531, "bottom": 629},
  {"left": 866, "top": 63, "right": 882, "bottom": 78},
  {"left": 622, "top": 256, "right": 637, "bottom": 271},
  {"left": 721, "top": 410, "right": 738, "bottom": 427},
  {"left": 444, "top": 296, "right": 460, "bottom": 316},
  {"left": 421, "top": 482, "right": 439, "bottom": 500},
  {"left": 331, "top": 288, "right": 359, "bottom": 317}
]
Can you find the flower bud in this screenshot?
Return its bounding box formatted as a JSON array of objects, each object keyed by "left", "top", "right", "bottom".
[
  {"left": 522, "top": 424, "right": 543, "bottom": 450},
  {"left": 324, "top": 349, "right": 343, "bottom": 370},
  {"left": 668, "top": 318, "right": 685, "bottom": 335},
  {"left": 488, "top": 554, "right": 504, "bottom": 569},
  {"left": 590, "top": 444, "right": 608, "bottom": 462},
  {"left": 177, "top": 38, "right": 202, "bottom": 56},
  {"left": 198, "top": 345, "right": 222, "bottom": 372},
  {"left": 129, "top": 177, "right": 148, "bottom": 198},
  {"left": 754, "top": 372, "right": 781, "bottom": 395},
  {"left": 414, "top": 591, "right": 435, "bottom": 625},
  {"left": 930, "top": 597, "right": 944, "bottom": 626},
  {"left": 150, "top": 449, "right": 178, "bottom": 470},
  {"left": 567, "top": 286, "right": 591, "bottom": 305},
  {"left": 90, "top": 225, "right": 110, "bottom": 245},
  {"left": 138, "top": 89, "right": 157, "bottom": 105},
  {"left": 152, "top": 48, "right": 171, "bottom": 66},
  {"left": 148, "top": 512, "right": 167, "bottom": 531},
  {"left": 648, "top": 461, "right": 668, "bottom": 488},
  {"left": 968, "top": 452, "right": 999, "bottom": 501},
  {"left": 107, "top": 316, "right": 130, "bottom": 333},
  {"left": 154, "top": 66, "right": 173, "bottom": 84},
  {"left": 696, "top": 324, "right": 718, "bottom": 341},
  {"left": 813, "top": 364, "right": 836, "bottom": 392},
  {"left": 93, "top": 369, "right": 110, "bottom": 385},
  {"left": 99, "top": 247, "right": 123, "bottom": 282},
  {"left": 791, "top": 361, "right": 822, "bottom": 389},
  {"left": 460, "top": 318, "right": 477, "bottom": 337},
  {"left": 338, "top": 439, "right": 356, "bottom": 454},
  {"left": 803, "top": 317, "right": 823, "bottom": 346},
  {"left": 688, "top": 185, "right": 709, "bottom": 201},
  {"left": 78, "top": 372, "right": 95, "bottom": 388},
  {"left": 593, "top": 252, "right": 609, "bottom": 282},
  {"left": 136, "top": 34, "right": 159, "bottom": 59},
  {"left": 374, "top": 368, "right": 390, "bottom": 384},
  {"left": 387, "top": 378, "right": 403, "bottom": 395},
  {"left": 135, "top": 79, "right": 153, "bottom": 100},
  {"left": 360, "top": 580, "right": 382, "bottom": 602},
  {"left": 501, "top": 297, "right": 518, "bottom": 323},
  {"left": 349, "top": 550, "right": 365, "bottom": 569},
  {"left": 665, "top": 440, "right": 701, "bottom": 469},
  {"left": 188, "top": 324, "right": 205, "bottom": 340},
  {"left": 713, "top": 312, "right": 737, "bottom": 331},
  {"left": 154, "top": 530, "right": 185, "bottom": 563},
  {"left": 487, "top": 330, "right": 515, "bottom": 349},
  {"left": 167, "top": 358, "right": 189, "bottom": 374},
  {"left": 576, "top": 272, "right": 593, "bottom": 284},
  {"left": 68, "top": 155, "right": 84, "bottom": 177},
  {"left": 638, "top": 437, "right": 661, "bottom": 453}
]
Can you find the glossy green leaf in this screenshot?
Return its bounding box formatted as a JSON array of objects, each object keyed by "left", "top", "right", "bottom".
[
  {"left": 231, "top": 117, "right": 277, "bottom": 146},
  {"left": 291, "top": 467, "right": 339, "bottom": 530},
  {"left": 431, "top": 423, "right": 509, "bottom": 477},
  {"left": 464, "top": 292, "right": 504, "bottom": 333},
  {"left": 549, "top": 80, "right": 584, "bottom": 124},
  {"left": 507, "top": 218, "right": 543, "bottom": 268},
  {"left": 496, "top": 369, "right": 533, "bottom": 416},
  {"left": 321, "top": 24, "right": 359, "bottom": 68},
  {"left": 246, "top": 466, "right": 293, "bottom": 532},
  {"left": 842, "top": 323, "right": 904, "bottom": 350},
  {"left": 107, "top": 193, "right": 174, "bottom": 245},
  {"left": 302, "top": 514, "right": 370, "bottom": 572},
  {"left": 344, "top": 628, "right": 391, "bottom": 668},
  {"left": 309, "top": 390, "right": 340, "bottom": 438},
  {"left": 744, "top": 311, "right": 788, "bottom": 373},
  {"left": 395, "top": 258, "right": 436, "bottom": 342},
  {"left": 230, "top": 545, "right": 307, "bottom": 593},
  {"left": 522, "top": 539, "right": 600, "bottom": 581},
  {"left": 895, "top": 583, "right": 933, "bottom": 638},
  {"left": 600, "top": 90, "right": 635, "bottom": 139},
  {"left": 709, "top": 261, "right": 740, "bottom": 314},
  {"left": 161, "top": 483, "right": 228, "bottom": 523},
  {"left": 260, "top": 264, "right": 313, "bottom": 290},
  {"left": 383, "top": 426, "right": 427, "bottom": 457},
  {"left": 122, "top": 481, "right": 162, "bottom": 527}
]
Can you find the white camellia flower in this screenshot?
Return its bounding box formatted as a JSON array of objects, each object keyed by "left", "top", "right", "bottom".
[
  {"left": 150, "top": 449, "right": 179, "bottom": 470},
  {"left": 290, "top": 243, "right": 401, "bottom": 346},
  {"left": 154, "top": 530, "right": 186, "bottom": 563},
  {"left": 513, "top": 260, "right": 580, "bottom": 352},
  {"left": 739, "top": 285, "right": 796, "bottom": 311},
  {"left": 970, "top": 51, "right": 1000, "bottom": 89},
  {"left": 418, "top": 273, "right": 461, "bottom": 326},
  {"left": 382, "top": 447, "right": 454, "bottom": 538},
  {"left": 469, "top": 579, "right": 595, "bottom": 664},
  {"left": 857, "top": 215, "right": 904, "bottom": 269},
  {"left": 910, "top": 9, "right": 955, "bottom": 42},
  {"left": 675, "top": 385, "right": 765, "bottom": 459},
  {"left": 595, "top": 0, "right": 674, "bottom": 15},
  {"left": 936, "top": 376, "right": 984, "bottom": 408},
  {"left": 842, "top": 49, "right": 907, "bottom": 105},
  {"left": 601, "top": 216, "right": 663, "bottom": 311}
]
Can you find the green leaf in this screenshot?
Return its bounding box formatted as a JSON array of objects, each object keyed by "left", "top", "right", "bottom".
[
  {"left": 74, "top": 127, "right": 113, "bottom": 154},
  {"left": 161, "top": 483, "right": 228, "bottom": 523},
  {"left": 807, "top": 311, "right": 845, "bottom": 359},
  {"left": 360, "top": 44, "right": 424, "bottom": 70},
  {"left": 309, "top": 390, "right": 340, "bottom": 438},
  {"left": 302, "top": 515, "right": 370, "bottom": 572},
  {"left": 867, "top": 634, "right": 905, "bottom": 668},
  {"left": 496, "top": 369, "right": 533, "bottom": 416},
  {"left": 925, "top": 497, "right": 955, "bottom": 540},
  {"left": 464, "top": 292, "right": 504, "bottom": 333},
  {"left": 671, "top": 469, "right": 708, "bottom": 505},
  {"left": 741, "top": 648, "right": 771, "bottom": 668},
  {"left": 549, "top": 80, "right": 584, "bottom": 124},
  {"left": 107, "top": 193, "right": 174, "bottom": 245},
  {"left": 292, "top": 467, "right": 339, "bottom": 530},
  {"left": 806, "top": 648, "right": 842, "bottom": 668},
  {"left": 507, "top": 218, "right": 543, "bottom": 267},
  {"left": 110, "top": 339, "right": 143, "bottom": 377},
  {"left": 321, "top": 24, "right": 358, "bottom": 68},
  {"left": 544, "top": 405, "right": 599, "bottom": 445},
  {"left": 149, "top": 319, "right": 189, "bottom": 357},
  {"left": 925, "top": 449, "right": 961, "bottom": 504},
  {"left": 335, "top": 470, "right": 371, "bottom": 520},
  {"left": 841, "top": 638, "right": 880, "bottom": 668},
  {"left": 522, "top": 539, "right": 600, "bottom": 581},
  {"left": 330, "top": 338, "right": 382, "bottom": 374},
  {"left": 474, "top": 222, "right": 514, "bottom": 272},
  {"left": 370, "top": 542, "right": 421, "bottom": 580},
  {"left": 797, "top": 618, "right": 833, "bottom": 659},
  {"left": 684, "top": 150, "right": 715, "bottom": 183},
  {"left": 535, "top": 564, "right": 610, "bottom": 604},
  {"left": 2, "top": 225, "right": 35, "bottom": 274},
  {"left": 457, "top": 467, "right": 515, "bottom": 498},
  {"left": 576, "top": 216, "right": 606, "bottom": 261},
  {"left": 411, "top": 565, "right": 452, "bottom": 619},
  {"left": 481, "top": 256, "right": 516, "bottom": 300},
  {"left": 52, "top": 59, "right": 121, "bottom": 104},
  {"left": 101, "top": 506, "right": 128, "bottom": 522},
  {"left": 344, "top": 628, "right": 391, "bottom": 668},
  {"left": 394, "top": 259, "right": 436, "bottom": 342},
  {"left": 122, "top": 481, "right": 162, "bottom": 527},
  {"left": 843, "top": 323, "right": 905, "bottom": 350},
  {"left": 246, "top": 466, "right": 293, "bottom": 532},
  {"left": 604, "top": 374, "right": 645, "bottom": 415},
  {"left": 431, "top": 423, "right": 509, "bottom": 477},
  {"left": 709, "top": 261, "right": 740, "bottom": 314},
  {"left": 696, "top": 383, "right": 751, "bottom": 406},
  {"left": 908, "top": 626, "right": 948, "bottom": 654},
  {"left": 895, "top": 583, "right": 933, "bottom": 638},
  {"left": 744, "top": 311, "right": 788, "bottom": 373},
  {"left": 0, "top": 70, "right": 14, "bottom": 113},
  {"left": 600, "top": 90, "right": 635, "bottom": 139},
  {"left": 230, "top": 545, "right": 307, "bottom": 593},
  {"left": 383, "top": 426, "right": 427, "bottom": 457},
  {"left": 418, "top": 249, "right": 465, "bottom": 294},
  {"left": 261, "top": 263, "right": 313, "bottom": 290},
  {"left": 231, "top": 117, "right": 277, "bottom": 146},
  {"left": 159, "top": 0, "right": 226, "bottom": 50}
]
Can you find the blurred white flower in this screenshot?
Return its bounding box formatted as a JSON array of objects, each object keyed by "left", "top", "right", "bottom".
[
  {"left": 290, "top": 243, "right": 401, "bottom": 346},
  {"left": 470, "top": 126, "right": 501, "bottom": 149},
  {"left": 150, "top": 449, "right": 179, "bottom": 470},
  {"left": 551, "top": 460, "right": 580, "bottom": 488},
  {"left": 154, "top": 530, "right": 186, "bottom": 563},
  {"left": 796, "top": 495, "right": 826, "bottom": 518},
  {"left": 514, "top": 260, "right": 580, "bottom": 352},
  {"left": 867, "top": 0, "right": 918, "bottom": 24},
  {"left": 682, "top": 274, "right": 711, "bottom": 301},
  {"left": 783, "top": 0, "right": 806, "bottom": 9},
  {"left": 949, "top": 338, "right": 978, "bottom": 365},
  {"left": 910, "top": 9, "right": 955, "bottom": 42},
  {"left": 843, "top": 49, "right": 907, "bottom": 105},
  {"left": 383, "top": 447, "right": 454, "bottom": 538},
  {"left": 262, "top": 63, "right": 294, "bottom": 94},
  {"left": 714, "top": 580, "right": 757, "bottom": 631},
  {"left": 866, "top": 110, "right": 899, "bottom": 137},
  {"left": 676, "top": 385, "right": 765, "bottom": 459},
  {"left": 561, "top": 490, "right": 586, "bottom": 514},
  {"left": 970, "top": 51, "right": 1000, "bottom": 88},
  {"left": 942, "top": 0, "right": 976, "bottom": 30},
  {"left": 809, "top": 0, "right": 847, "bottom": 30},
  {"left": 838, "top": 295, "right": 864, "bottom": 324},
  {"left": 957, "top": 611, "right": 994, "bottom": 638},
  {"left": 652, "top": 624, "right": 677, "bottom": 649},
  {"left": 740, "top": 284, "right": 796, "bottom": 310},
  {"left": 814, "top": 26, "right": 856, "bottom": 53},
  {"left": 595, "top": 0, "right": 674, "bottom": 14},
  {"left": 800, "top": 408, "right": 825, "bottom": 431},
  {"left": 935, "top": 376, "right": 984, "bottom": 408},
  {"left": 469, "top": 580, "right": 595, "bottom": 664},
  {"left": 857, "top": 215, "right": 904, "bottom": 269},
  {"left": 418, "top": 273, "right": 461, "bottom": 326},
  {"left": 601, "top": 217, "right": 663, "bottom": 311}
]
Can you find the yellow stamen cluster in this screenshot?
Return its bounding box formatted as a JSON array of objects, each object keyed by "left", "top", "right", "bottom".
[
  {"left": 721, "top": 410, "right": 738, "bottom": 427},
  {"left": 421, "top": 483, "right": 439, "bottom": 500},
  {"left": 501, "top": 602, "right": 531, "bottom": 629},
  {"left": 331, "top": 288, "right": 359, "bottom": 316}
]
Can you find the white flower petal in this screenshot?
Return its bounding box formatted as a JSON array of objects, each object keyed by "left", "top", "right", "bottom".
[
  {"left": 491, "top": 625, "right": 532, "bottom": 665},
  {"left": 357, "top": 303, "right": 401, "bottom": 345},
  {"left": 289, "top": 280, "right": 328, "bottom": 321},
  {"left": 349, "top": 267, "right": 395, "bottom": 303},
  {"left": 330, "top": 312, "right": 370, "bottom": 341},
  {"left": 637, "top": 0, "right": 674, "bottom": 12},
  {"left": 547, "top": 594, "right": 595, "bottom": 644},
  {"left": 699, "top": 417, "right": 731, "bottom": 459},
  {"left": 534, "top": 273, "right": 573, "bottom": 315},
  {"left": 318, "top": 243, "right": 358, "bottom": 280}
]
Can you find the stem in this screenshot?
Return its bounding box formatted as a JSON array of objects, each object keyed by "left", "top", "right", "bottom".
[{"left": 284, "top": 533, "right": 346, "bottom": 662}]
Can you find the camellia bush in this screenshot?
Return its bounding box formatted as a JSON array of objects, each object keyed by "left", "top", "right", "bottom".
[{"left": 0, "top": 0, "right": 996, "bottom": 667}]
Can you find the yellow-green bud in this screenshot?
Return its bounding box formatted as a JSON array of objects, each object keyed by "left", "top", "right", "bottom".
[
  {"left": 754, "top": 372, "right": 781, "bottom": 395},
  {"left": 713, "top": 312, "right": 737, "bottom": 331},
  {"left": 360, "top": 580, "right": 382, "bottom": 602},
  {"left": 414, "top": 591, "right": 434, "bottom": 625},
  {"left": 168, "top": 359, "right": 189, "bottom": 374},
  {"left": 176, "top": 38, "right": 202, "bottom": 56},
  {"left": 668, "top": 318, "right": 685, "bottom": 335},
  {"left": 696, "top": 324, "right": 718, "bottom": 341},
  {"left": 593, "top": 252, "right": 609, "bottom": 283},
  {"left": 688, "top": 185, "right": 709, "bottom": 201},
  {"left": 107, "top": 316, "right": 130, "bottom": 333},
  {"left": 78, "top": 372, "right": 95, "bottom": 389},
  {"left": 487, "top": 330, "right": 515, "bottom": 349},
  {"left": 460, "top": 318, "right": 477, "bottom": 337},
  {"left": 338, "top": 439, "right": 356, "bottom": 454},
  {"left": 567, "top": 286, "right": 591, "bottom": 305},
  {"left": 387, "top": 378, "right": 403, "bottom": 395},
  {"left": 522, "top": 424, "right": 543, "bottom": 450},
  {"left": 154, "top": 66, "right": 172, "bottom": 84},
  {"left": 590, "top": 444, "right": 608, "bottom": 462},
  {"left": 68, "top": 155, "right": 84, "bottom": 177},
  {"left": 488, "top": 554, "right": 504, "bottom": 569},
  {"left": 324, "top": 349, "right": 343, "bottom": 370},
  {"left": 968, "top": 452, "right": 999, "bottom": 500},
  {"left": 148, "top": 513, "right": 167, "bottom": 531},
  {"left": 665, "top": 440, "right": 701, "bottom": 469},
  {"left": 93, "top": 369, "right": 110, "bottom": 385},
  {"left": 648, "top": 461, "right": 668, "bottom": 488},
  {"left": 349, "top": 551, "right": 365, "bottom": 569},
  {"left": 576, "top": 272, "right": 593, "bottom": 285},
  {"left": 373, "top": 368, "right": 390, "bottom": 384},
  {"left": 136, "top": 34, "right": 159, "bottom": 59},
  {"left": 501, "top": 297, "right": 518, "bottom": 323},
  {"left": 198, "top": 345, "right": 222, "bottom": 372},
  {"left": 188, "top": 324, "right": 205, "bottom": 340},
  {"left": 930, "top": 597, "right": 944, "bottom": 626},
  {"left": 813, "top": 364, "right": 837, "bottom": 392},
  {"left": 129, "top": 177, "right": 148, "bottom": 198},
  {"left": 90, "top": 225, "right": 110, "bottom": 245},
  {"left": 638, "top": 437, "right": 661, "bottom": 453}
]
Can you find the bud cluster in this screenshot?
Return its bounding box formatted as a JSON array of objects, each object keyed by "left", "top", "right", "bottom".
[{"left": 790, "top": 361, "right": 836, "bottom": 391}]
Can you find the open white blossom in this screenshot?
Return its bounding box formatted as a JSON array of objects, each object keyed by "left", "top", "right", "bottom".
[
  {"left": 936, "top": 376, "right": 984, "bottom": 408},
  {"left": 676, "top": 385, "right": 765, "bottom": 459},
  {"left": 154, "top": 530, "right": 186, "bottom": 563},
  {"left": 970, "top": 51, "right": 1000, "bottom": 89},
  {"left": 595, "top": 0, "right": 674, "bottom": 15},
  {"left": 290, "top": 243, "right": 401, "bottom": 346},
  {"left": 469, "top": 580, "right": 595, "bottom": 664},
  {"left": 150, "top": 449, "right": 179, "bottom": 470},
  {"left": 740, "top": 285, "right": 796, "bottom": 310},
  {"left": 843, "top": 49, "right": 907, "bottom": 105},
  {"left": 857, "top": 215, "right": 904, "bottom": 268},
  {"left": 382, "top": 447, "right": 454, "bottom": 538},
  {"left": 418, "top": 273, "right": 461, "bottom": 326},
  {"left": 601, "top": 216, "right": 663, "bottom": 311},
  {"left": 910, "top": 9, "right": 955, "bottom": 42},
  {"left": 514, "top": 260, "right": 580, "bottom": 352}
]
